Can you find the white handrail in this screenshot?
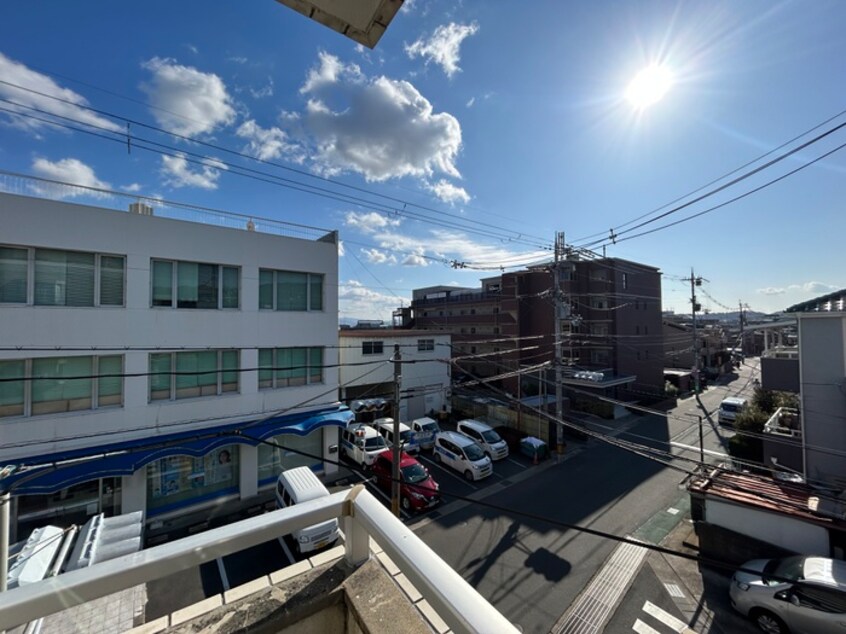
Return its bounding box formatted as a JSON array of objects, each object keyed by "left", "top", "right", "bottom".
[{"left": 0, "top": 488, "right": 518, "bottom": 634}]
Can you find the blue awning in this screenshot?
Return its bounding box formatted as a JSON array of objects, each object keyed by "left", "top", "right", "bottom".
[{"left": 2, "top": 405, "right": 353, "bottom": 496}]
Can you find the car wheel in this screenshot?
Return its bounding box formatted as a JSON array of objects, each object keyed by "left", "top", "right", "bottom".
[
  {"left": 751, "top": 609, "right": 788, "bottom": 634},
  {"left": 434, "top": 452, "right": 442, "bottom": 463},
  {"left": 401, "top": 497, "right": 411, "bottom": 511},
  {"left": 464, "top": 470, "right": 474, "bottom": 481}
]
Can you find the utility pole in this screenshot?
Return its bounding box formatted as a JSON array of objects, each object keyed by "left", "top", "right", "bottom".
[
  {"left": 0, "top": 490, "right": 8, "bottom": 593},
  {"left": 738, "top": 300, "right": 745, "bottom": 362},
  {"left": 553, "top": 232, "right": 565, "bottom": 454},
  {"left": 391, "top": 344, "right": 402, "bottom": 517},
  {"left": 685, "top": 269, "right": 704, "bottom": 394}
]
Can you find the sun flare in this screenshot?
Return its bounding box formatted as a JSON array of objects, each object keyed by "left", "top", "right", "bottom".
[{"left": 626, "top": 65, "right": 672, "bottom": 109}]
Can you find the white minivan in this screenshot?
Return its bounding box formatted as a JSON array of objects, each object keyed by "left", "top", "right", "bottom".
[
  {"left": 433, "top": 431, "right": 492, "bottom": 481},
  {"left": 340, "top": 423, "right": 389, "bottom": 467},
  {"left": 718, "top": 397, "right": 748, "bottom": 426},
  {"left": 410, "top": 417, "right": 440, "bottom": 451},
  {"left": 456, "top": 419, "right": 509, "bottom": 461},
  {"left": 275, "top": 467, "right": 340, "bottom": 554},
  {"left": 375, "top": 418, "right": 420, "bottom": 454}
]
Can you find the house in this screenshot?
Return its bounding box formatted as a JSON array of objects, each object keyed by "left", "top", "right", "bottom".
[
  {"left": 0, "top": 191, "right": 351, "bottom": 542},
  {"left": 337, "top": 329, "right": 451, "bottom": 420}
]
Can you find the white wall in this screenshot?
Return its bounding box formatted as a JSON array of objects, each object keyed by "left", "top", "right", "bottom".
[
  {"left": 0, "top": 193, "right": 341, "bottom": 460},
  {"left": 707, "top": 499, "right": 829, "bottom": 555}
]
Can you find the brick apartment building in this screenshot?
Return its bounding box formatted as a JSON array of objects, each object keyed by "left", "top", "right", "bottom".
[{"left": 399, "top": 257, "right": 664, "bottom": 406}]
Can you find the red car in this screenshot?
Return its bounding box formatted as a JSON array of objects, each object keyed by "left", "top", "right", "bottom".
[{"left": 372, "top": 451, "right": 440, "bottom": 512}]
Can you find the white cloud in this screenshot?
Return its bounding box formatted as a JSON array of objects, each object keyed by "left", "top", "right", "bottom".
[
  {"left": 757, "top": 281, "right": 840, "bottom": 296},
  {"left": 466, "top": 97, "right": 475, "bottom": 108},
  {"left": 228, "top": 56, "right": 248, "bottom": 64},
  {"left": 160, "top": 153, "right": 227, "bottom": 189},
  {"left": 0, "top": 53, "right": 122, "bottom": 133},
  {"left": 401, "top": 252, "right": 430, "bottom": 267},
  {"left": 236, "top": 119, "right": 303, "bottom": 161},
  {"left": 425, "top": 179, "right": 470, "bottom": 204},
  {"left": 184, "top": 44, "right": 199, "bottom": 55},
  {"left": 250, "top": 77, "right": 274, "bottom": 99},
  {"left": 31, "top": 157, "right": 111, "bottom": 198},
  {"left": 338, "top": 240, "right": 345, "bottom": 257},
  {"left": 122, "top": 183, "right": 142, "bottom": 193},
  {"left": 140, "top": 57, "right": 236, "bottom": 136},
  {"left": 405, "top": 22, "right": 479, "bottom": 78},
  {"left": 801, "top": 281, "right": 839, "bottom": 294},
  {"left": 757, "top": 287, "right": 786, "bottom": 296},
  {"left": 339, "top": 280, "right": 403, "bottom": 321},
  {"left": 400, "top": 0, "right": 417, "bottom": 13},
  {"left": 344, "top": 211, "right": 401, "bottom": 233},
  {"left": 361, "top": 248, "right": 397, "bottom": 265},
  {"left": 299, "top": 52, "right": 463, "bottom": 182}
]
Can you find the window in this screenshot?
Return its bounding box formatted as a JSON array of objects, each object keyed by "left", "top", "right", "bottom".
[
  {"left": 417, "top": 339, "right": 435, "bottom": 352},
  {"left": 149, "top": 350, "right": 239, "bottom": 401},
  {"left": 591, "top": 298, "right": 607, "bottom": 310},
  {"left": 147, "top": 447, "right": 239, "bottom": 513},
  {"left": 258, "top": 433, "right": 322, "bottom": 484},
  {"left": 590, "top": 350, "right": 610, "bottom": 365},
  {"left": 152, "top": 260, "right": 239, "bottom": 309},
  {"left": 258, "top": 269, "right": 323, "bottom": 311},
  {"left": 0, "top": 246, "right": 125, "bottom": 306},
  {"left": 0, "top": 355, "right": 124, "bottom": 418},
  {"left": 258, "top": 347, "right": 324, "bottom": 389},
  {"left": 622, "top": 273, "right": 628, "bottom": 290},
  {"left": 362, "top": 341, "right": 384, "bottom": 356}
]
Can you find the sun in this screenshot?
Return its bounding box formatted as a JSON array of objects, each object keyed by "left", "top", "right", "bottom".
[{"left": 625, "top": 65, "right": 672, "bottom": 109}]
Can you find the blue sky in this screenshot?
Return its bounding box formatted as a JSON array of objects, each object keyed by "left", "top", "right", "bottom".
[{"left": 1, "top": 1, "right": 845, "bottom": 320}]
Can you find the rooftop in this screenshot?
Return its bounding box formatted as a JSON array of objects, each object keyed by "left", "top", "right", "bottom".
[{"left": 786, "top": 288, "right": 846, "bottom": 313}]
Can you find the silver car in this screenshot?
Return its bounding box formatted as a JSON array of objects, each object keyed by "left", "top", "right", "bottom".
[{"left": 730, "top": 556, "right": 846, "bottom": 634}]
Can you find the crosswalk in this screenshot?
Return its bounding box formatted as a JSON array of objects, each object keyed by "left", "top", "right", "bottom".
[{"left": 632, "top": 601, "right": 696, "bottom": 634}]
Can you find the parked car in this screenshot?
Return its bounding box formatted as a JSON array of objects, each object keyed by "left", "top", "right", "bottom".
[
  {"left": 719, "top": 397, "right": 748, "bottom": 426},
  {"left": 410, "top": 416, "right": 441, "bottom": 450},
  {"left": 374, "top": 417, "right": 420, "bottom": 454},
  {"left": 432, "top": 431, "right": 492, "bottom": 481},
  {"left": 275, "top": 467, "right": 339, "bottom": 554},
  {"left": 340, "top": 423, "right": 388, "bottom": 467},
  {"left": 730, "top": 555, "right": 846, "bottom": 634},
  {"left": 456, "top": 419, "right": 509, "bottom": 460},
  {"left": 371, "top": 451, "right": 440, "bottom": 512}
]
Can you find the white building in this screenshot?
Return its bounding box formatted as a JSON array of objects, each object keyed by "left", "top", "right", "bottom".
[
  {"left": 337, "top": 329, "right": 451, "bottom": 420},
  {"left": 0, "top": 191, "right": 352, "bottom": 541}
]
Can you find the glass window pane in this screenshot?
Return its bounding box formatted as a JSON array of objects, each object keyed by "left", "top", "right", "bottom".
[
  {"left": 259, "top": 269, "right": 273, "bottom": 309},
  {"left": 177, "top": 262, "right": 199, "bottom": 308},
  {"left": 150, "top": 353, "right": 172, "bottom": 400},
  {"left": 258, "top": 349, "right": 273, "bottom": 388},
  {"left": 309, "top": 347, "right": 323, "bottom": 383},
  {"left": 152, "top": 261, "right": 173, "bottom": 307},
  {"left": 0, "top": 360, "right": 25, "bottom": 417},
  {"left": 0, "top": 247, "right": 28, "bottom": 304},
  {"left": 147, "top": 446, "right": 239, "bottom": 513},
  {"left": 257, "top": 433, "right": 321, "bottom": 483},
  {"left": 290, "top": 348, "right": 307, "bottom": 386},
  {"left": 276, "top": 272, "right": 307, "bottom": 311},
  {"left": 97, "top": 355, "right": 123, "bottom": 406},
  {"left": 175, "top": 352, "right": 199, "bottom": 398},
  {"left": 309, "top": 275, "right": 323, "bottom": 311},
  {"left": 34, "top": 249, "right": 66, "bottom": 306},
  {"left": 221, "top": 350, "right": 239, "bottom": 392},
  {"left": 65, "top": 251, "right": 95, "bottom": 306},
  {"left": 222, "top": 267, "right": 239, "bottom": 309},
  {"left": 99, "top": 256, "right": 125, "bottom": 306},
  {"left": 197, "top": 263, "right": 219, "bottom": 309},
  {"left": 32, "top": 356, "right": 92, "bottom": 414},
  {"left": 275, "top": 348, "right": 293, "bottom": 386}
]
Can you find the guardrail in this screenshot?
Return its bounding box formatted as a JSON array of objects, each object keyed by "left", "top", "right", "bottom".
[{"left": 0, "top": 486, "right": 518, "bottom": 634}]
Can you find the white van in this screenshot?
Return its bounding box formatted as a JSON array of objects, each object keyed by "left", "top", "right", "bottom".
[
  {"left": 275, "top": 467, "right": 340, "bottom": 554},
  {"left": 340, "top": 423, "right": 388, "bottom": 467},
  {"left": 374, "top": 418, "right": 420, "bottom": 454},
  {"left": 718, "top": 397, "right": 748, "bottom": 426},
  {"left": 410, "top": 417, "right": 440, "bottom": 450},
  {"left": 433, "top": 431, "right": 492, "bottom": 481},
  {"left": 456, "top": 419, "right": 509, "bottom": 461}
]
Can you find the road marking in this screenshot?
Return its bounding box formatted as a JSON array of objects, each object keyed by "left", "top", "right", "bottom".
[
  {"left": 277, "top": 537, "right": 295, "bottom": 564},
  {"left": 506, "top": 457, "right": 525, "bottom": 468},
  {"left": 643, "top": 601, "right": 696, "bottom": 633},
  {"left": 417, "top": 455, "right": 479, "bottom": 490},
  {"left": 666, "top": 507, "right": 679, "bottom": 515},
  {"left": 632, "top": 619, "right": 661, "bottom": 634},
  {"left": 669, "top": 441, "right": 727, "bottom": 458},
  {"left": 663, "top": 582, "right": 685, "bottom": 598},
  {"left": 216, "top": 557, "right": 230, "bottom": 592}
]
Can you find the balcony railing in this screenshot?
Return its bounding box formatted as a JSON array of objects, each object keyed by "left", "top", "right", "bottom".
[
  {"left": 0, "top": 486, "right": 518, "bottom": 634},
  {"left": 762, "top": 346, "right": 799, "bottom": 360},
  {"left": 764, "top": 407, "right": 802, "bottom": 438}
]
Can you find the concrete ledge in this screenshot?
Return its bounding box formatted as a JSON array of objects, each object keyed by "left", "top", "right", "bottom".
[
  {"left": 269, "top": 558, "right": 312, "bottom": 585},
  {"left": 308, "top": 544, "right": 345, "bottom": 567},
  {"left": 376, "top": 551, "right": 400, "bottom": 576},
  {"left": 416, "top": 599, "right": 450, "bottom": 634},
  {"left": 170, "top": 595, "right": 223, "bottom": 626},
  {"left": 394, "top": 573, "right": 422, "bottom": 603},
  {"left": 224, "top": 575, "right": 270, "bottom": 604},
  {"left": 125, "top": 615, "right": 169, "bottom": 634}
]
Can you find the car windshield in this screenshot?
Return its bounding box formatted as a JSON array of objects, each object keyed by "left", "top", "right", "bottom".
[
  {"left": 722, "top": 403, "right": 740, "bottom": 413},
  {"left": 464, "top": 443, "right": 485, "bottom": 461},
  {"left": 400, "top": 430, "right": 414, "bottom": 443},
  {"left": 421, "top": 421, "right": 439, "bottom": 432},
  {"left": 481, "top": 430, "right": 502, "bottom": 443},
  {"left": 365, "top": 436, "right": 387, "bottom": 450},
  {"left": 401, "top": 463, "right": 428, "bottom": 484},
  {"left": 763, "top": 556, "right": 805, "bottom": 585}
]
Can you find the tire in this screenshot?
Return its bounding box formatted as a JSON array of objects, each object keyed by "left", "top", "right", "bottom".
[
  {"left": 401, "top": 496, "right": 411, "bottom": 511},
  {"left": 751, "top": 609, "right": 788, "bottom": 634},
  {"left": 464, "top": 470, "right": 474, "bottom": 481},
  {"left": 434, "top": 452, "right": 442, "bottom": 463}
]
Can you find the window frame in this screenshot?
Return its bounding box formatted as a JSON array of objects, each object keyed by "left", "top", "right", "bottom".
[
  {"left": 417, "top": 339, "right": 435, "bottom": 352},
  {"left": 150, "top": 259, "right": 240, "bottom": 310},
  {"left": 362, "top": 341, "right": 384, "bottom": 356},
  {"left": 257, "top": 268, "right": 324, "bottom": 312},
  {"left": 149, "top": 350, "right": 240, "bottom": 402},
  {"left": 257, "top": 347, "right": 324, "bottom": 390}
]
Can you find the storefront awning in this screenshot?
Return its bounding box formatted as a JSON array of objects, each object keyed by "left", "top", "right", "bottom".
[{"left": 2, "top": 405, "right": 353, "bottom": 496}]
